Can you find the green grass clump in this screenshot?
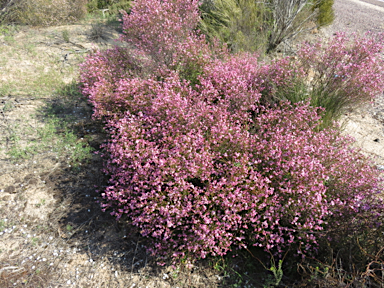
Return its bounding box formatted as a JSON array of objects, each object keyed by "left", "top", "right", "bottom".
[
  {"left": 4, "top": 82, "right": 95, "bottom": 169},
  {"left": 6, "top": 115, "right": 94, "bottom": 168}
]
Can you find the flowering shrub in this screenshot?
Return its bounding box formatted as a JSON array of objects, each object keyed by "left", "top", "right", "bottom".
[
  {"left": 98, "top": 71, "right": 383, "bottom": 262},
  {"left": 298, "top": 32, "right": 384, "bottom": 122},
  {"left": 120, "top": 0, "right": 212, "bottom": 80},
  {"left": 197, "top": 54, "right": 261, "bottom": 116},
  {"left": 250, "top": 56, "right": 307, "bottom": 106},
  {"left": 79, "top": 0, "right": 384, "bottom": 265},
  {"left": 80, "top": 46, "right": 150, "bottom": 118},
  {"left": 240, "top": 32, "right": 384, "bottom": 126}
]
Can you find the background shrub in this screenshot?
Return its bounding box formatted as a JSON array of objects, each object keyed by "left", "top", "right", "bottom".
[
  {"left": 87, "top": 0, "right": 131, "bottom": 16},
  {"left": 198, "top": 0, "right": 271, "bottom": 53},
  {"left": 298, "top": 32, "right": 384, "bottom": 124},
  {"left": 0, "top": 0, "right": 87, "bottom": 26},
  {"left": 313, "top": 0, "right": 334, "bottom": 27},
  {"left": 251, "top": 32, "right": 384, "bottom": 127},
  {"left": 199, "top": 0, "right": 335, "bottom": 54}
]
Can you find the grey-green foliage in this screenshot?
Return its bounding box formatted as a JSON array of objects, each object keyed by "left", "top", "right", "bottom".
[
  {"left": 264, "top": 0, "right": 317, "bottom": 53},
  {"left": 199, "top": 0, "right": 271, "bottom": 53}
]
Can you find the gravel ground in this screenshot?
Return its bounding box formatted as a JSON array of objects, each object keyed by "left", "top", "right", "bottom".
[{"left": 322, "top": 0, "right": 384, "bottom": 36}]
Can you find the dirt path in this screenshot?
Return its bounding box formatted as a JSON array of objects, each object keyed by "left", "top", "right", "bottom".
[{"left": 322, "top": 0, "right": 384, "bottom": 36}]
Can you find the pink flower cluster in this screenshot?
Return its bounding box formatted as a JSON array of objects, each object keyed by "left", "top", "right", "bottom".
[
  {"left": 296, "top": 32, "right": 384, "bottom": 109},
  {"left": 99, "top": 71, "right": 382, "bottom": 260},
  {"left": 79, "top": 0, "right": 384, "bottom": 263},
  {"left": 120, "top": 0, "right": 212, "bottom": 78}
]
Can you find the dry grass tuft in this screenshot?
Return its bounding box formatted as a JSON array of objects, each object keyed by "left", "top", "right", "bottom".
[{"left": 0, "top": 0, "right": 87, "bottom": 26}]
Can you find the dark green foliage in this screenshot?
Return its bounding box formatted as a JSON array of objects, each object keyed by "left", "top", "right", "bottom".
[{"left": 313, "top": 0, "right": 335, "bottom": 27}]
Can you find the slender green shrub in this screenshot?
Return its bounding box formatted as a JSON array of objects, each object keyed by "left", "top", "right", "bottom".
[
  {"left": 199, "top": 0, "right": 271, "bottom": 53},
  {"left": 313, "top": 0, "right": 334, "bottom": 27}
]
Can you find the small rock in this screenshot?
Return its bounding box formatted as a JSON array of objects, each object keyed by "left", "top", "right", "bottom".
[{"left": 4, "top": 186, "right": 16, "bottom": 193}]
